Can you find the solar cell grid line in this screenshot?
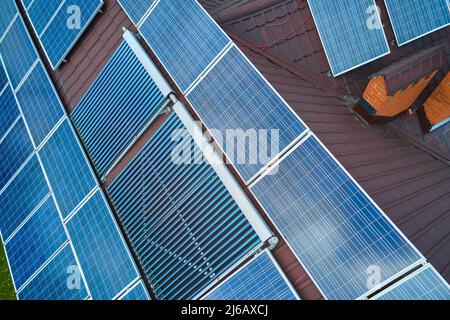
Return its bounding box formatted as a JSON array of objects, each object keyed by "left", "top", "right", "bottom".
[
  {"left": 0, "top": 155, "right": 50, "bottom": 241},
  {"left": 21, "top": 0, "right": 34, "bottom": 10},
  {"left": 373, "top": 265, "right": 450, "bottom": 300},
  {"left": 186, "top": 45, "right": 308, "bottom": 183},
  {"left": 0, "top": 117, "right": 34, "bottom": 190},
  {"left": 0, "top": 0, "right": 17, "bottom": 40},
  {"left": 16, "top": 62, "right": 65, "bottom": 147},
  {"left": 65, "top": 190, "right": 140, "bottom": 300},
  {"left": 38, "top": 119, "right": 97, "bottom": 219},
  {"left": 0, "top": 61, "right": 7, "bottom": 89},
  {"left": 17, "top": 244, "right": 89, "bottom": 300},
  {"left": 5, "top": 197, "right": 68, "bottom": 291},
  {"left": 138, "top": 0, "right": 231, "bottom": 92},
  {"left": 307, "top": 0, "right": 390, "bottom": 76},
  {"left": 0, "top": 85, "right": 20, "bottom": 140},
  {"left": 384, "top": 0, "right": 450, "bottom": 46},
  {"left": 250, "top": 133, "right": 424, "bottom": 300},
  {"left": 0, "top": 15, "right": 38, "bottom": 89},
  {"left": 202, "top": 249, "right": 300, "bottom": 300},
  {"left": 118, "top": 0, "right": 157, "bottom": 26},
  {"left": 71, "top": 38, "right": 168, "bottom": 177},
  {"left": 120, "top": 281, "right": 151, "bottom": 300},
  {"left": 25, "top": 0, "right": 64, "bottom": 36},
  {"left": 108, "top": 112, "right": 269, "bottom": 300},
  {"left": 37, "top": 0, "right": 104, "bottom": 69}
]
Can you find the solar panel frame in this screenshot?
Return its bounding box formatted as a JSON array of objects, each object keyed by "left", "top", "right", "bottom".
[
  {"left": 138, "top": 0, "right": 231, "bottom": 92},
  {"left": 120, "top": 281, "right": 151, "bottom": 300},
  {"left": 307, "top": 0, "right": 391, "bottom": 76},
  {"left": 186, "top": 45, "right": 309, "bottom": 184},
  {"left": 384, "top": 0, "right": 450, "bottom": 46},
  {"left": 202, "top": 249, "right": 300, "bottom": 300},
  {"left": 373, "top": 265, "right": 450, "bottom": 300},
  {"left": 65, "top": 190, "right": 140, "bottom": 300},
  {"left": 250, "top": 133, "right": 425, "bottom": 300},
  {"left": 117, "top": 0, "right": 157, "bottom": 26},
  {"left": 0, "top": 84, "right": 20, "bottom": 140}
]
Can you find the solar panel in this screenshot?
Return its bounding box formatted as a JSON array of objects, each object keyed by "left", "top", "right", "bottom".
[
  {"left": 0, "top": 0, "right": 17, "bottom": 39},
  {"left": 250, "top": 134, "right": 423, "bottom": 300},
  {"left": 374, "top": 265, "right": 450, "bottom": 300},
  {"left": 108, "top": 112, "right": 266, "bottom": 300},
  {"left": 308, "top": 0, "right": 390, "bottom": 76},
  {"left": 5, "top": 197, "right": 67, "bottom": 290},
  {"left": 121, "top": 281, "right": 151, "bottom": 300},
  {"left": 0, "top": 16, "right": 38, "bottom": 88},
  {"left": 139, "top": 0, "right": 230, "bottom": 92},
  {"left": 0, "top": 61, "right": 7, "bottom": 89},
  {"left": 24, "top": 0, "right": 103, "bottom": 69},
  {"left": 0, "top": 118, "right": 34, "bottom": 190},
  {"left": 187, "top": 46, "right": 308, "bottom": 182},
  {"left": 0, "top": 85, "right": 20, "bottom": 140},
  {"left": 18, "top": 245, "right": 89, "bottom": 300},
  {"left": 72, "top": 39, "right": 168, "bottom": 177},
  {"left": 118, "top": 0, "right": 156, "bottom": 25},
  {"left": 203, "top": 249, "right": 299, "bottom": 300},
  {"left": 65, "top": 190, "right": 139, "bottom": 300},
  {"left": 38, "top": 119, "right": 97, "bottom": 218},
  {"left": 0, "top": 156, "right": 50, "bottom": 241},
  {"left": 384, "top": 0, "right": 450, "bottom": 46},
  {"left": 16, "top": 62, "right": 65, "bottom": 146}
]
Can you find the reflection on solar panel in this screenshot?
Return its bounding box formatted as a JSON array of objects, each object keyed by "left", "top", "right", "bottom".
[
  {"left": 121, "top": 281, "right": 151, "bottom": 300},
  {"left": 0, "top": 0, "right": 17, "bottom": 38},
  {"left": 108, "top": 112, "right": 266, "bottom": 300},
  {"left": 118, "top": 0, "right": 156, "bottom": 25},
  {"left": 308, "top": 0, "right": 390, "bottom": 76},
  {"left": 374, "top": 265, "right": 450, "bottom": 300},
  {"left": 16, "top": 62, "right": 65, "bottom": 146},
  {"left": 251, "top": 134, "right": 423, "bottom": 300},
  {"left": 39, "top": 120, "right": 97, "bottom": 218},
  {"left": 139, "top": 0, "right": 230, "bottom": 92},
  {"left": 0, "top": 16, "right": 38, "bottom": 88},
  {"left": 384, "top": 0, "right": 450, "bottom": 46},
  {"left": 0, "top": 156, "right": 50, "bottom": 241},
  {"left": 72, "top": 38, "right": 168, "bottom": 177},
  {"left": 18, "top": 245, "right": 89, "bottom": 300},
  {"left": 0, "top": 85, "right": 20, "bottom": 139},
  {"left": 23, "top": 0, "right": 103, "bottom": 69},
  {"left": 187, "top": 46, "right": 308, "bottom": 182},
  {"left": 203, "top": 249, "right": 299, "bottom": 300},
  {"left": 0, "top": 118, "right": 34, "bottom": 190},
  {"left": 65, "top": 190, "right": 139, "bottom": 300},
  {"left": 5, "top": 197, "right": 67, "bottom": 290}
]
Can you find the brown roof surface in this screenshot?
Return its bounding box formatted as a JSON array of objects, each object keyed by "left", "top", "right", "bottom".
[{"left": 23, "top": 0, "right": 450, "bottom": 299}]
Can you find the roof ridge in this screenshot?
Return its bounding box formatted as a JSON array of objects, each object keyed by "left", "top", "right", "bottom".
[{"left": 225, "top": 27, "right": 349, "bottom": 100}]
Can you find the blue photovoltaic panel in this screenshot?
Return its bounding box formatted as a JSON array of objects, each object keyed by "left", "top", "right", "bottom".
[
  {"left": 384, "top": 0, "right": 450, "bottom": 46},
  {"left": 0, "top": 0, "right": 17, "bottom": 38},
  {"left": 187, "top": 46, "right": 307, "bottom": 182},
  {"left": 66, "top": 191, "right": 139, "bottom": 300},
  {"left": 39, "top": 120, "right": 97, "bottom": 218},
  {"left": 204, "top": 250, "right": 299, "bottom": 300},
  {"left": 0, "top": 17, "right": 38, "bottom": 88},
  {"left": 0, "top": 85, "right": 20, "bottom": 139},
  {"left": 308, "top": 0, "right": 390, "bottom": 76},
  {"left": 108, "top": 113, "right": 262, "bottom": 300},
  {"left": 21, "top": 0, "right": 34, "bottom": 9},
  {"left": 0, "top": 156, "right": 50, "bottom": 241},
  {"left": 6, "top": 197, "right": 67, "bottom": 290},
  {"left": 72, "top": 40, "right": 166, "bottom": 176},
  {"left": 251, "top": 134, "right": 423, "bottom": 300},
  {"left": 0, "top": 61, "right": 7, "bottom": 88},
  {"left": 26, "top": 0, "right": 64, "bottom": 36},
  {"left": 118, "top": 0, "right": 155, "bottom": 25},
  {"left": 139, "top": 0, "right": 230, "bottom": 92},
  {"left": 38, "top": 0, "right": 103, "bottom": 69},
  {"left": 18, "top": 245, "right": 89, "bottom": 300},
  {"left": 121, "top": 282, "right": 151, "bottom": 300},
  {"left": 16, "top": 62, "right": 64, "bottom": 146},
  {"left": 376, "top": 266, "right": 450, "bottom": 300},
  {"left": 0, "top": 118, "right": 34, "bottom": 190}
]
